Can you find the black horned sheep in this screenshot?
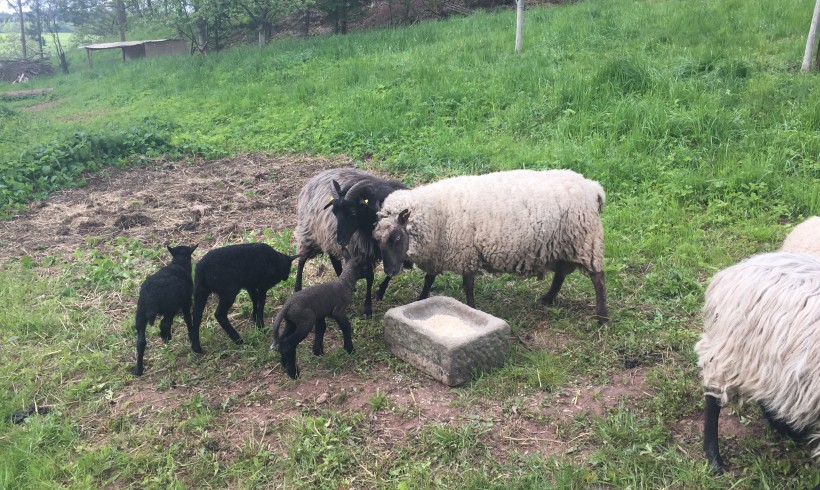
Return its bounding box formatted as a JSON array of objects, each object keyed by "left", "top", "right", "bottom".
[{"left": 294, "top": 168, "right": 407, "bottom": 318}]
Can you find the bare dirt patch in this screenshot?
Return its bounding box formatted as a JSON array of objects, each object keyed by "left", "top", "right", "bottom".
[
  {"left": 23, "top": 99, "right": 62, "bottom": 112},
  {"left": 0, "top": 153, "right": 352, "bottom": 259}
]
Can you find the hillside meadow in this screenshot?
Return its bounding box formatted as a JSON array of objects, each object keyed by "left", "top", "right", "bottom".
[{"left": 1, "top": 0, "right": 819, "bottom": 487}]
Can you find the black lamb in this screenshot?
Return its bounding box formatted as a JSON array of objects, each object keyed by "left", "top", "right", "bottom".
[
  {"left": 294, "top": 168, "right": 407, "bottom": 319},
  {"left": 133, "top": 244, "right": 198, "bottom": 376},
  {"left": 191, "top": 242, "right": 296, "bottom": 352},
  {"left": 271, "top": 253, "right": 367, "bottom": 379}
]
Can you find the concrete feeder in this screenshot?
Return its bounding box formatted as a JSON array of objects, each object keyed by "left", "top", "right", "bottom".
[{"left": 383, "top": 296, "right": 511, "bottom": 386}]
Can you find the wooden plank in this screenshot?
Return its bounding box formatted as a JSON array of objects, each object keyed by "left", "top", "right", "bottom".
[{"left": 0, "top": 88, "right": 54, "bottom": 99}]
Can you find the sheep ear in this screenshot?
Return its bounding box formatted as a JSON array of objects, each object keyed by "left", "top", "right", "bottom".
[
  {"left": 166, "top": 245, "right": 174, "bottom": 254},
  {"left": 398, "top": 209, "right": 410, "bottom": 225},
  {"left": 190, "top": 244, "right": 198, "bottom": 253},
  {"left": 331, "top": 180, "right": 342, "bottom": 200}
]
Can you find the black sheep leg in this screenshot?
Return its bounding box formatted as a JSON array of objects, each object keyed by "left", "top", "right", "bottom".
[
  {"left": 279, "top": 322, "right": 312, "bottom": 379},
  {"left": 189, "top": 288, "right": 209, "bottom": 353},
  {"left": 181, "top": 300, "right": 193, "bottom": 340},
  {"left": 329, "top": 255, "right": 344, "bottom": 276},
  {"left": 418, "top": 273, "right": 436, "bottom": 301},
  {"left": 214, "top": 293, "right": 244, "bottom": 344},
  {"left": 247, "top": 288, "right": 260, "bottom": 325},
  {"left": 462, "top": 273, "right": 476, "bottom": 308},
  {"left": 313, "top": 317, "right": 328, "bottom": 356},
  {"left": 248, "top": 288, "right": 267, "bottom": 329},
  {"left": 590, "top": 271, "right": 608, "bottom": 325},
  {"left": 294, "top": 256, "right": 308, "bottom": 292},
  {"left": 759, "top": 402, "right": 807, "bottom": 440},
  {"left": 332, "top": 313, "right": 355, "bottom": 354},
  {"left": 362, "top": 265, "right": 374, "bottom": 319},
  {"left": 133, "top": 313, "right": 148, "bottom": 375},
  {"left": 539, "top": 261, "right": 575, "bottom": 306},
  {"left": 279, "top": 319, "right": 297, "bottom": 368},
  {"left": 158, "top": 314, "right": 174, "bottom": 343},
  {"left": 704, "top": 394, "right": 725, "bottom": 474},
  {"left": 375, "top": 276, "right": 391, "bottom": 301}
]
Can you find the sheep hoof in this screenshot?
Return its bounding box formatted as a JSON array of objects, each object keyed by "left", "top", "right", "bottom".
[
  {"left": 361, "top": 312, "right": 372, "bottom": 320},
  {"left": 132, "top": 366, "right": 144, "bottom": 376},
  {"left": 708, "top": 459, "right": 725, "bottom": 475},
  {"left": 538, "top": 295, "right": 555, "bottom": 306},
  {"left": 192, "top": 346, "right": 204, "bottom": 354}
]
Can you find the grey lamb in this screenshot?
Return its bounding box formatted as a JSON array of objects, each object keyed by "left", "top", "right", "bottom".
[
  {"left": 270, "top": 254, "right": 367, "bottom": 379},
  {"left": 133, "top": 244, "right": 198, "bottom": 376},
  {"left": 191, "top": 242, "right": 296, "bottom": 352}
]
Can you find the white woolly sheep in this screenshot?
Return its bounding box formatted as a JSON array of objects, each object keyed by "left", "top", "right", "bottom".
[
  {"left": 294, "top": 168, "right": 406, "bottom": 319},
  {"left": 781, "top": 216, "right": 820, "bottom": 255},
  {"left": 372, "top": 169, "right": 608, "bottom": 324},
  {"left": 695, "top": 252, "right": 820, "bottom": 476}
]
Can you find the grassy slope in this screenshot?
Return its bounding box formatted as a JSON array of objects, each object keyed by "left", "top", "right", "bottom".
[{"left": 1, "top": 0, "right": 819, "bottom": 487}]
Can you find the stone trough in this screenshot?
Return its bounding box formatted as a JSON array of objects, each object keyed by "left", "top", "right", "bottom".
[{"left": 383, "top": 296, "right": 511, "bottom": 386}]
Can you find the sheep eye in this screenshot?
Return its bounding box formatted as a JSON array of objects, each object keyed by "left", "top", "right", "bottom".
[{"left": 394, "top": 235, "right": 401, "bottom": 242}]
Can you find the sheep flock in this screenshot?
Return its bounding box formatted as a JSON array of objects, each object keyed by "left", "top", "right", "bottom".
[{"left": 127, "top": 165, "right": 819, "bottom": 485}]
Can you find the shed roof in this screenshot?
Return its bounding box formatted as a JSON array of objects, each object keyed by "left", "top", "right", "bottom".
[{"left": 84, "top": 40, "right": 175, "bottom": 50}]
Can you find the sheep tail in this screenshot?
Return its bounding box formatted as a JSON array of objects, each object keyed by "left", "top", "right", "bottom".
[{"left": 269, "top": 305, "right": 289, "bottom": 349}]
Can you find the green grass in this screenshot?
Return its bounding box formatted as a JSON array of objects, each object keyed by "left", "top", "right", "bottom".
[{"left": 1, "top": 0, "right": 819, "bottom": 487}]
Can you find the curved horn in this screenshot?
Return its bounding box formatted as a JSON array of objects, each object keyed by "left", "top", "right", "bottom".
[
  {"left": 344, "top": 180, "right": 377, "bottom": 205},
  {"left": 324, "top": 180, "right": 343, "bottom": 209}
]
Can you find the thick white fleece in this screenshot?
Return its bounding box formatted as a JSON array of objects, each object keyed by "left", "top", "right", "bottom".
[
  {"left": 781, "top": 216, "right": 820, "bottom": 255},
  {"left": 378, "top": 169, "right": 605, "bottom": 276},
  {"left": 695, "top": 252, "right": 820, "bottom": 459}
]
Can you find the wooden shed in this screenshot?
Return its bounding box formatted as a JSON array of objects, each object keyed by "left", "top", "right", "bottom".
[{"left": 84, "top": 39, "right": 188, "bottom": 68}]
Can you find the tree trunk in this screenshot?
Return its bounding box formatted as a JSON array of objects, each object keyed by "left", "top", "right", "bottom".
[
  {"left": 258, "top": 27, "right": 266, "bottom": 47},
  {"left": 801, "top": 0, "right": 820, "bottom": 71},
  {"left": 196, "top": 18, "right": 208, "bottom": 54},
  {"left": 816, "top": 34, "right": 820, "bottom": 69},
  {"left": 18, "top": 0, "right": 27, "bottom": 58},
  {"left": 304, "top": 8, "right": 310, "bottom": 37},
  {"left": 341, "top": 1, "right": 348, "bottom": 35},
  {"left": 34, "top": 0, "right": 44, "bottom": 58},
  {"left": 514, "top": 0, "right": 523, "bottom": 53},
  {"left": 117, "top": 0, "right": 127, "bottom": 41}
]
